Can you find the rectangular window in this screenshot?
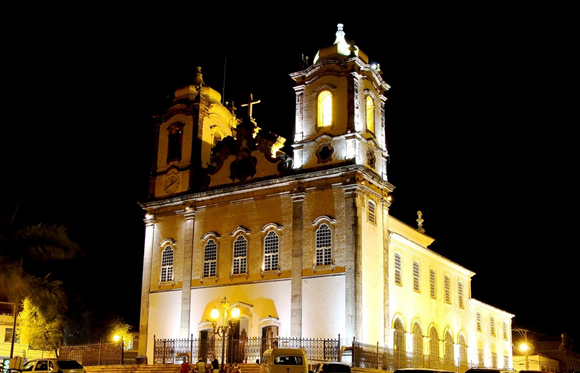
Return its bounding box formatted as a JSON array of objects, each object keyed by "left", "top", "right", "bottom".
[
  {"left": 368, "top": 200, "right": 376, "bottom": 224},
  {"left": 503, "top": 321, "right": 508, "bottom": 340},
  {"left": 458, "top": 280, "right": 464, "bottom": 309},
  {"left": 204, "top": 239, "right": 217, "bottom": 277},
  {"left": 264, "top": 231, "right": 279, "bottom": 271},
  {"left": 430, "top": 269, "right": 436, "bottom": 298},
  {"left": 477, "top": 312, "right": 482, "bottom": 332},
  {"left": 315, "top": 224, "right": 332, "bottom": 265},
  {"left": 394, "top": 253, "right": 402, "bottom": 286},
  {"left": 160, "top": 246, "right": 174, "bottom": 282},
  {"left": 4, "top": 328, "right": 13, "bottom": 343},
  {"left": 413, "top": 261, "right": 420, "bottom": 292},
  {"left": 233, "top": 236, "right": 247, "bottom": 275},
  {"left": 445, "top": 275, "right": 451, "bottom": 304},
  {"left": 490, "top": 316, "right": 496, "bottom": 337}
]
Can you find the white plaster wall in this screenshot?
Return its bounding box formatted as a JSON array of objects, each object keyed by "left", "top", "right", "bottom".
[
  {"left": 361, "top": 203, "right": 385, "bottom": 344},
  {"left": 302, "top": 275, "right": 345, "bottom": 339},
  {"left": 148, "top": 290, "right": 182, "bottom": 360}
]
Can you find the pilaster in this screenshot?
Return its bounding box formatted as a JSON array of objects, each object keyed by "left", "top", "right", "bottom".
[
  {"left": 139, "top": 212, "right": 156, "bottom": 357},
  {"left": 291, "top": 191, "right": 305, "bottom": 337},
  {"left": 180, "top": 207, "right": 196, "bottom": 338},
  {"left": 343, "top": 184, "right": 363, "bottom": 341}
]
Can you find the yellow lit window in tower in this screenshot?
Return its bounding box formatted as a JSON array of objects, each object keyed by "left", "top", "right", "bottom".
[
  {"left": 318, "top": 90, "right": 332, "bottom": 127},
  {"left": 366, "top": 96, "right": 374, "bottom": 132}
]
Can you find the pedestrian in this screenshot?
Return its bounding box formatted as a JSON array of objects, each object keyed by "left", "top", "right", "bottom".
[
  {"left": 181, "top": 357, "right": 191, "bottom": 373},
  {"left": 212, "top": 358, "right": 220, "bottom": 373},
  {"left": 196, "top": 358, "right": 207, "bottom": 373},
  {"left": 233, "top": 361, "right": 241, "bottom": 373}
]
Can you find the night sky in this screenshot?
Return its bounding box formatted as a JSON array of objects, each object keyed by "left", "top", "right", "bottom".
[{"left": 1, "top": 6, "right": 576, "bottom": 342}]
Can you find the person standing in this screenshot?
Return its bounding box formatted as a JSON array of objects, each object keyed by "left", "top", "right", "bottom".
[
  {"left": 196, "top": 358, "right": 208, "bottom": 373},
  {"left": 181, "top": 358, "right": 191, "bottom": 373},
  {"left": 212, "top": 358, "right": 219, "bottom": 373}
]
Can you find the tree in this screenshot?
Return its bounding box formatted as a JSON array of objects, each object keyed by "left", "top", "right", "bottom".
[
  {"left": 109, "top": 319, "right": 134, "bottom": 350},
  {"left": 0, "top": 213, "right": 82, "bottom": 316},
  {"left": 18, "top": 297, "right": 64, "bottom": 353}
]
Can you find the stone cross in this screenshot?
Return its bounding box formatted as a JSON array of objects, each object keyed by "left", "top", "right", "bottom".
[{"left": 241, "top": 94, "right": 261, "bottom": 119}]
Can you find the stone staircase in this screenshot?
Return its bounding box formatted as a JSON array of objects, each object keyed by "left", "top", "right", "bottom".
[{"left": 84, "top": 363, "right": 261, "bottom": 373}]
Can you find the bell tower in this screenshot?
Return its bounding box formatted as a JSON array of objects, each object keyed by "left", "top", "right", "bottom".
[
  {"left": 149, "top": 67, "right": 240, "bottom": 198},
  {"left": 290, "top": 24, "right": 391, "bottom": 181}
]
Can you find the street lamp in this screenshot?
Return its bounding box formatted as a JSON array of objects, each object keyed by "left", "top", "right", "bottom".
[
  {"left": 211, "top": 296, "right": 240, "bottom": 373},
  {"left": 520, "top": 342, "right": 530, "bottom": 370},
  {"left": 514, "top": 328, "right": 531, "bottom": 370}
]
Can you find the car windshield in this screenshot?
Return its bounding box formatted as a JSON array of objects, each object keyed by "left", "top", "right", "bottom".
[
  {"left": 274, "top": 356, "right": 303, "bottom": 365},
  {"left": 57, "top": 360, "right": 84, "bottom": 369}
]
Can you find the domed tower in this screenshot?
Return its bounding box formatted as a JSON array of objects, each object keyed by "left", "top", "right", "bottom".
[
  {"left": 290, "top": 23, "right": 390, "bottom": 181},
  {"left": 149, "top": 67, "right": 240, "bottom": 198}
]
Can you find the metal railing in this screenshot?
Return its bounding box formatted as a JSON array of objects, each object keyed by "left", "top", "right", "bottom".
[
  {"left": 59, "top": 340, "right": 124, "bottom": 366},
  {"left": 153, "top": 335, "right": 340, "bottom": 365}
]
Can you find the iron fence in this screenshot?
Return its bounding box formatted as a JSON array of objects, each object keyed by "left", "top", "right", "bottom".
[
  {"left": 153, "top": 335, "right": 341, "bottom": 365},
  {"left": 59, "top": 341, "right": 124, "bottom": 366},
  {"left": 352, "top": 340, "right": 470, "bottom": 373}
]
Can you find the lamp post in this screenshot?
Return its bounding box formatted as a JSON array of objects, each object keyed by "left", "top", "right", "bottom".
[
  {"left": 211, "top": 296, "right": 240, "bottom": 373},
  {"left": 514, "top": 328, "right": 530, "bottom": 370}
]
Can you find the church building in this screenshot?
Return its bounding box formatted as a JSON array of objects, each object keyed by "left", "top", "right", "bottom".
[{"left": 138, "top": 24, "right": 514, "bottom": 370}]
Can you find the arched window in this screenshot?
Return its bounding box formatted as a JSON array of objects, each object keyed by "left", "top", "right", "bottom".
[
  {"left": 394, "top": 319, "right": 406, "bottom": 355},
  {"left": 318, "top": 90, "right": 332, "bottom": 127},
  {"left": 444, "top": 331, "right": 454, "bottom": 369},
  {"left": 204, "top": 239, "right": 217, "bottom": 278},
  {"left": 160, "top": 245, "right": 174, "bottom": 282},
  {"left": 233, "top": 235, "right": 247, "bottom": 275},
  {"left": 458, "top": 334, "right": 467, "bottom": 370},
  {"left": 429, "top": 327, "right": 439, "bottom": 367},
  {"left": 413, "top": 322, "right": 423, "bottom": 366},
  {"left": 264, "top": 231, "right": 279, "bottom": 271},
  {"left": 167, "top": 123, "right": 183, "bottom": 163},
  {"left": 366, "top": 96, "right": 375, "bottom": 132},
  {"left": 315, "top": 223, "right": 332, "bottom": 265}
]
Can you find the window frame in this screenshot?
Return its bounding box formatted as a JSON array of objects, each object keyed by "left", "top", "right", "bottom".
[
  {"left": 366, "top": 95, "right": 375, "bottom": 133},
  {"left": 317, "top": 90, "right": 333, "bottom": 128},
  {"left": 159, "top": 240, "right": 176, "bottom": 283},
  {"left": 263, "top": 230, "right": 280, "bottom": 272},
  {"left": 203, "top": 238, "right": 218, "bottom": 278}
]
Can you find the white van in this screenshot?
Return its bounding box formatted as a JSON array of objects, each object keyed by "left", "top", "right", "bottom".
[{"left": 260, "top": 348, "right": 309, "bottom": 373}]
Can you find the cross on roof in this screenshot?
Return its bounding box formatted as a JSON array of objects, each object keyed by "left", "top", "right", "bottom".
[{"left": 241, "top": 93, "right": 261, "bottom": 119}]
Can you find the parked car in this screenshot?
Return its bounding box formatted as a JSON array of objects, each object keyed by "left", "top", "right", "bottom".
[
  {"left": 22, "top": 358, "right": 85, "bottom": 373},
  {"left": 312, "top": 362, "right": 351, "bottom": 373}
]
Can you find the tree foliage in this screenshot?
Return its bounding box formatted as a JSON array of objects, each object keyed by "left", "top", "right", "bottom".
[
  {"left": 18, "top": 297, "right": 64, "bottom": 352},
  {"left": 109, "top": 319, "right": 134, "bottom": 350},
  {"left": 0, "top": 213, "right": 82, "bottom": 316}
]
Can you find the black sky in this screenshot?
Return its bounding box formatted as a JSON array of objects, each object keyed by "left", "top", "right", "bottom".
[{"left": 1, "top": 5, "right": 577, "bottom": 341}]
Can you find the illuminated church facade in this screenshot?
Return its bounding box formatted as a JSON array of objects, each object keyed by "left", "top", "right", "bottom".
[{"left": 138, "top": 24, "right": 514, "bottom": 369}]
